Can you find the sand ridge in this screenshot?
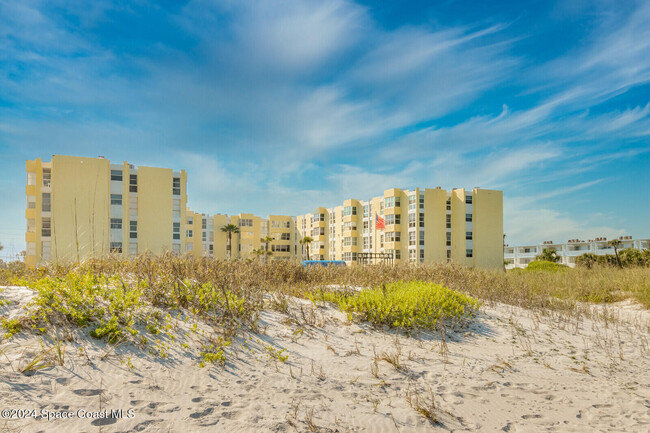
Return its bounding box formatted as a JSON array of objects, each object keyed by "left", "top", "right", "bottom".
[{"left": 1, "top": 286, "right": 649, "bottom": 432}]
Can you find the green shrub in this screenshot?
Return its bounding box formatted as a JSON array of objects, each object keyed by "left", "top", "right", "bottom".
[
  {"left": 314, "top": 281, "right": 480, "bottom": 331},
  {"left": 525, "top": 260, "right": 568, "bottom": 272}
]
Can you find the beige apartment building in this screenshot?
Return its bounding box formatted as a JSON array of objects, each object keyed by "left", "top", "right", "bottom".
[
  {"left": 26, "top": 156, "right": 503, "bottom": 269},
  {"left": 25, "top": 155, "right": 188, "bottom": 267},
  {"left": 296, "top": 187, "right": 503, "bottom": 269}
]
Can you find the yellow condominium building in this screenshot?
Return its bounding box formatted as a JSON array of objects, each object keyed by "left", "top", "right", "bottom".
[
  {"left": 25, "top": 155, "right": 187, "bottom": 267},
  {"left": 26, "top": 156, "right": 503, "bottom": 269},
  {"left": 296, "top": 187, "right": 503, "bottom": 269}
]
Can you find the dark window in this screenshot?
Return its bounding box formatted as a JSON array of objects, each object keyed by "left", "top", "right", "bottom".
[
  {"left": 465, "top": 195, "right": 472, "bottom": 204},
  {"left": 111, "top": 170, "right": 123, "bottom": 181},
  {"left": 110, "top": 242, "right": 122, "bottom": 253},
  {"left": 110, "top": 194, "right": 122, "bottom": 205},
  {"left": 42, "top": 217, "right": 51, "bottom": 237},
  {"left": 130, "top": 220, "right": 137, "bottom": 238},
  {"left": 466, "top": 249, "right": 473, "bottom": 258},
  {"left": 173, "top": 177, "right": 181, "bottom": 195},
  {"left": 42, "top": 193, "right": 51, "bottom": 212},
  {"left": 173, "top": 222, "right": 180, "bottom": 240},
  {"left": 129, "top": 174, "right": 137, "bottom": 193},
  {"left": 466, "top": 213, "right": 472, "bottom": 222},
  {"left": 110, "top": 218, "right": 122, "bottom": 229},
  {"left": 466, "top": 231, "right": 472, "bottom": 240}
]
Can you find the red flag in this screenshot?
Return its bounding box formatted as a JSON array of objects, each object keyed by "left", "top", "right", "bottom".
[{"left": 375, "top": 213, "right": 385, "bottom": 230}]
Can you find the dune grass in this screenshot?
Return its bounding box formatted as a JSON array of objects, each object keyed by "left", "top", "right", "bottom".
[
  {"left": 1, "top": 255, "right": 648, "bottom": 357},
  {"left": 313, "top": 281, "right": 479, "bottom": 331}
]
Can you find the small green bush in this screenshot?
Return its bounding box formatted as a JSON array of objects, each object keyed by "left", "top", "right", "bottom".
[
  {"left": 314, "top": 281, "right": 480, "bottom": 330},
  {"left": 525, "top": 260, "right": 568, "bottom": 272}
]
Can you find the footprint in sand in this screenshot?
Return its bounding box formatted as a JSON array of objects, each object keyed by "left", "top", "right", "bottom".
[
  {"left": 189, "top": 407, "right": 214, "bottom": 419},
  {"left": 72, "top": 389, "right": 101, "bottom": 396}
]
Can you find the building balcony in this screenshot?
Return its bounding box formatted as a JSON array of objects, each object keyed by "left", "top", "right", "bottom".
[
  {"left": 385, "top": 223, "right": 401, "bottom": 231},
  {"left": 26, "top": 185, "right": 36, "bottom": 195},
  {"left": 25, "top": 208, "right": 36, "bottom": 219},
  {"left": 383, "top": 206, "right": 400, "bottom": 216},
  {"left": 25, "top": 231, "right": 36, "bottom": 242}
]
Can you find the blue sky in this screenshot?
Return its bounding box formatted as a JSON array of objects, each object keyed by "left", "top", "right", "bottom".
[{"left": 1, "top": 0, "right": 649, "bottom": 259}]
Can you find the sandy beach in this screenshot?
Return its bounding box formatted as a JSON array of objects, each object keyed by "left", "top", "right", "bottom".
[{"left": 1, "top": 285, "right": 649, "bottom": 432}]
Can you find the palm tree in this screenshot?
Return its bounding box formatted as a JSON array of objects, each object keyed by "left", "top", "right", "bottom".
[
  {"left": 536, "top": 248, "right": 559, "bottom": 263},
  {"left": 260, "top": 236, "right": 273, "bottom": 263},
  {"left": 608, "top": 239, "right": 622, "bottom": 268},
  {"left": 299, "top": 236, "right": 313, "bottom": 260},
  {"left": 221, "top": 224, "right": 240, "bottom": 259}
]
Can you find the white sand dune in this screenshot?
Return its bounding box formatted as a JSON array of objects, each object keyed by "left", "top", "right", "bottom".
[{"left": 1, "top": 286, "right": 649, "bottom": 432}]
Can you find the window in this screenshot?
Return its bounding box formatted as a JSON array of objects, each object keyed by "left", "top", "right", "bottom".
[
  {"left": 27, "top": 219, "right": 35, "bottom": 233},
  {"left": 466, "top": 231, "right": 472, "bottom": 240},
  {"left": 419, "top": 212, "right": 424, "bottom": 228},
  {"left": 129, "top": 174, "right": 137, "bottom": 192},
  {"left": 279, "top": 233, "right": 291, "bottom": 241},
  {"left": 42, "top": 217, "right": 51, "bottom": 237},
  {"left": 466, "top": 249, "right": 473, "bottom": 258},
  {"left": 343, "top": 206, "right": 356, "bottom": 217},
  {"left": 110, "top": 218, "right": 122, "bottom": 229},
  {"left": 446, "top": 232, "right": 451, "bottom": 246},
  {"left": 202, "top": 218, "right": 207, "bottom": 229},
  {"left": 385, "top": 231, "right": 401, "bottom": 242},
  {"left": 110, "top": 242, "right": 122, "bottom": 253},
  {"left": 363, "top": 221, "right": 369, "bottom": 232},
  {"left": 27, "top": 172, "right": 36, "bottom": 186},
  {"left": 283, "top": 221, "right": 291, "bottom": 229},
  {"left": 129, "top": 242, "right": 137, "bottom": 256},
  {"left": 311, "top": 227, "right": 325, "bottom": 236},
  {"left": 271, "top": 220, "right": 281, "bottom": 228},
  {"left": 26, "top": 242, "right": 36, "bottom": 256},
  {"left": 409, "top": 231, "right": 416, "bottom": 246},
  {"left": 363, "top": 205, "right": 369, "bottom": 217},
  {"left": 466, "top": 213, "right": 472, "bottom": 222},
  {"left": 465, "top": 195, "right": 472, "bottom": 204},
  {"left": 409, "top": 213, "right": 416, "bottom": 228},
  {"left": 111, "top": 170, "right": 123, "bottom": 181},
  {"left": 419, "top": 237, "right": 424, "bottom": 246},
  {"left": 239, "top": 218, "right": 253, "bottom": 227},
  {"left": 130, "top": 220, "right": 137, "bottom": 239},
  {"left": 186, "top": 243, "right": 193, "bottom": 252},
  {"left": 27, "top": 196, "right": 36, "bottom": 209},
  {"left": 272, "top": 245, "right": 291, "bottom": 253},
  {"left": 385, "top": 214, "right": 400, "bottom": 225},
  {"left": 446, "top": 198, "right": 451, "bottom": 211},
  {"left": 173, "top": 177, "right": 181, "bottom": 195},
  {"left": 111, "top": 194, "right": 122, "bottom": 205},
  {"left": 186, "top": 229, "right": 193, "bottom": 238},
  {"left": 343, "top": 237, "right": 358, "bottom": 247},
  {"left": 187, "top": 216, "right": 193, "bottom": 225},
  {"left": 173, "top": 222, "right": 180, "bottom": 240},
  {"left": 343, "top": 221, "right": 357, "bottom": 232},
  {"left": 419, "top": 194, "right": 424, "bottom": 207},
  {"left": 446, "top": 250, "right": 451, "bottom": 260},
  {"left": 446, "top": 214, "right": 451, "bottom": 229},
  {"left": 384, "top": 196, "right": 395, "bottom": 208},
  {"left": 42, "top": 193, "right": 51, "bottom": 212},
  {"left": 202, "top": 231, "right": 207, "bottom": 241},
  {"left": 42, "top": 168, "right": 51, "bottom": 187}
]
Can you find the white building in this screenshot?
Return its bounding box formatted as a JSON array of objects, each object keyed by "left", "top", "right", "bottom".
[{"left": 505, "top": 236, "right": 650, "bottom": 269}]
